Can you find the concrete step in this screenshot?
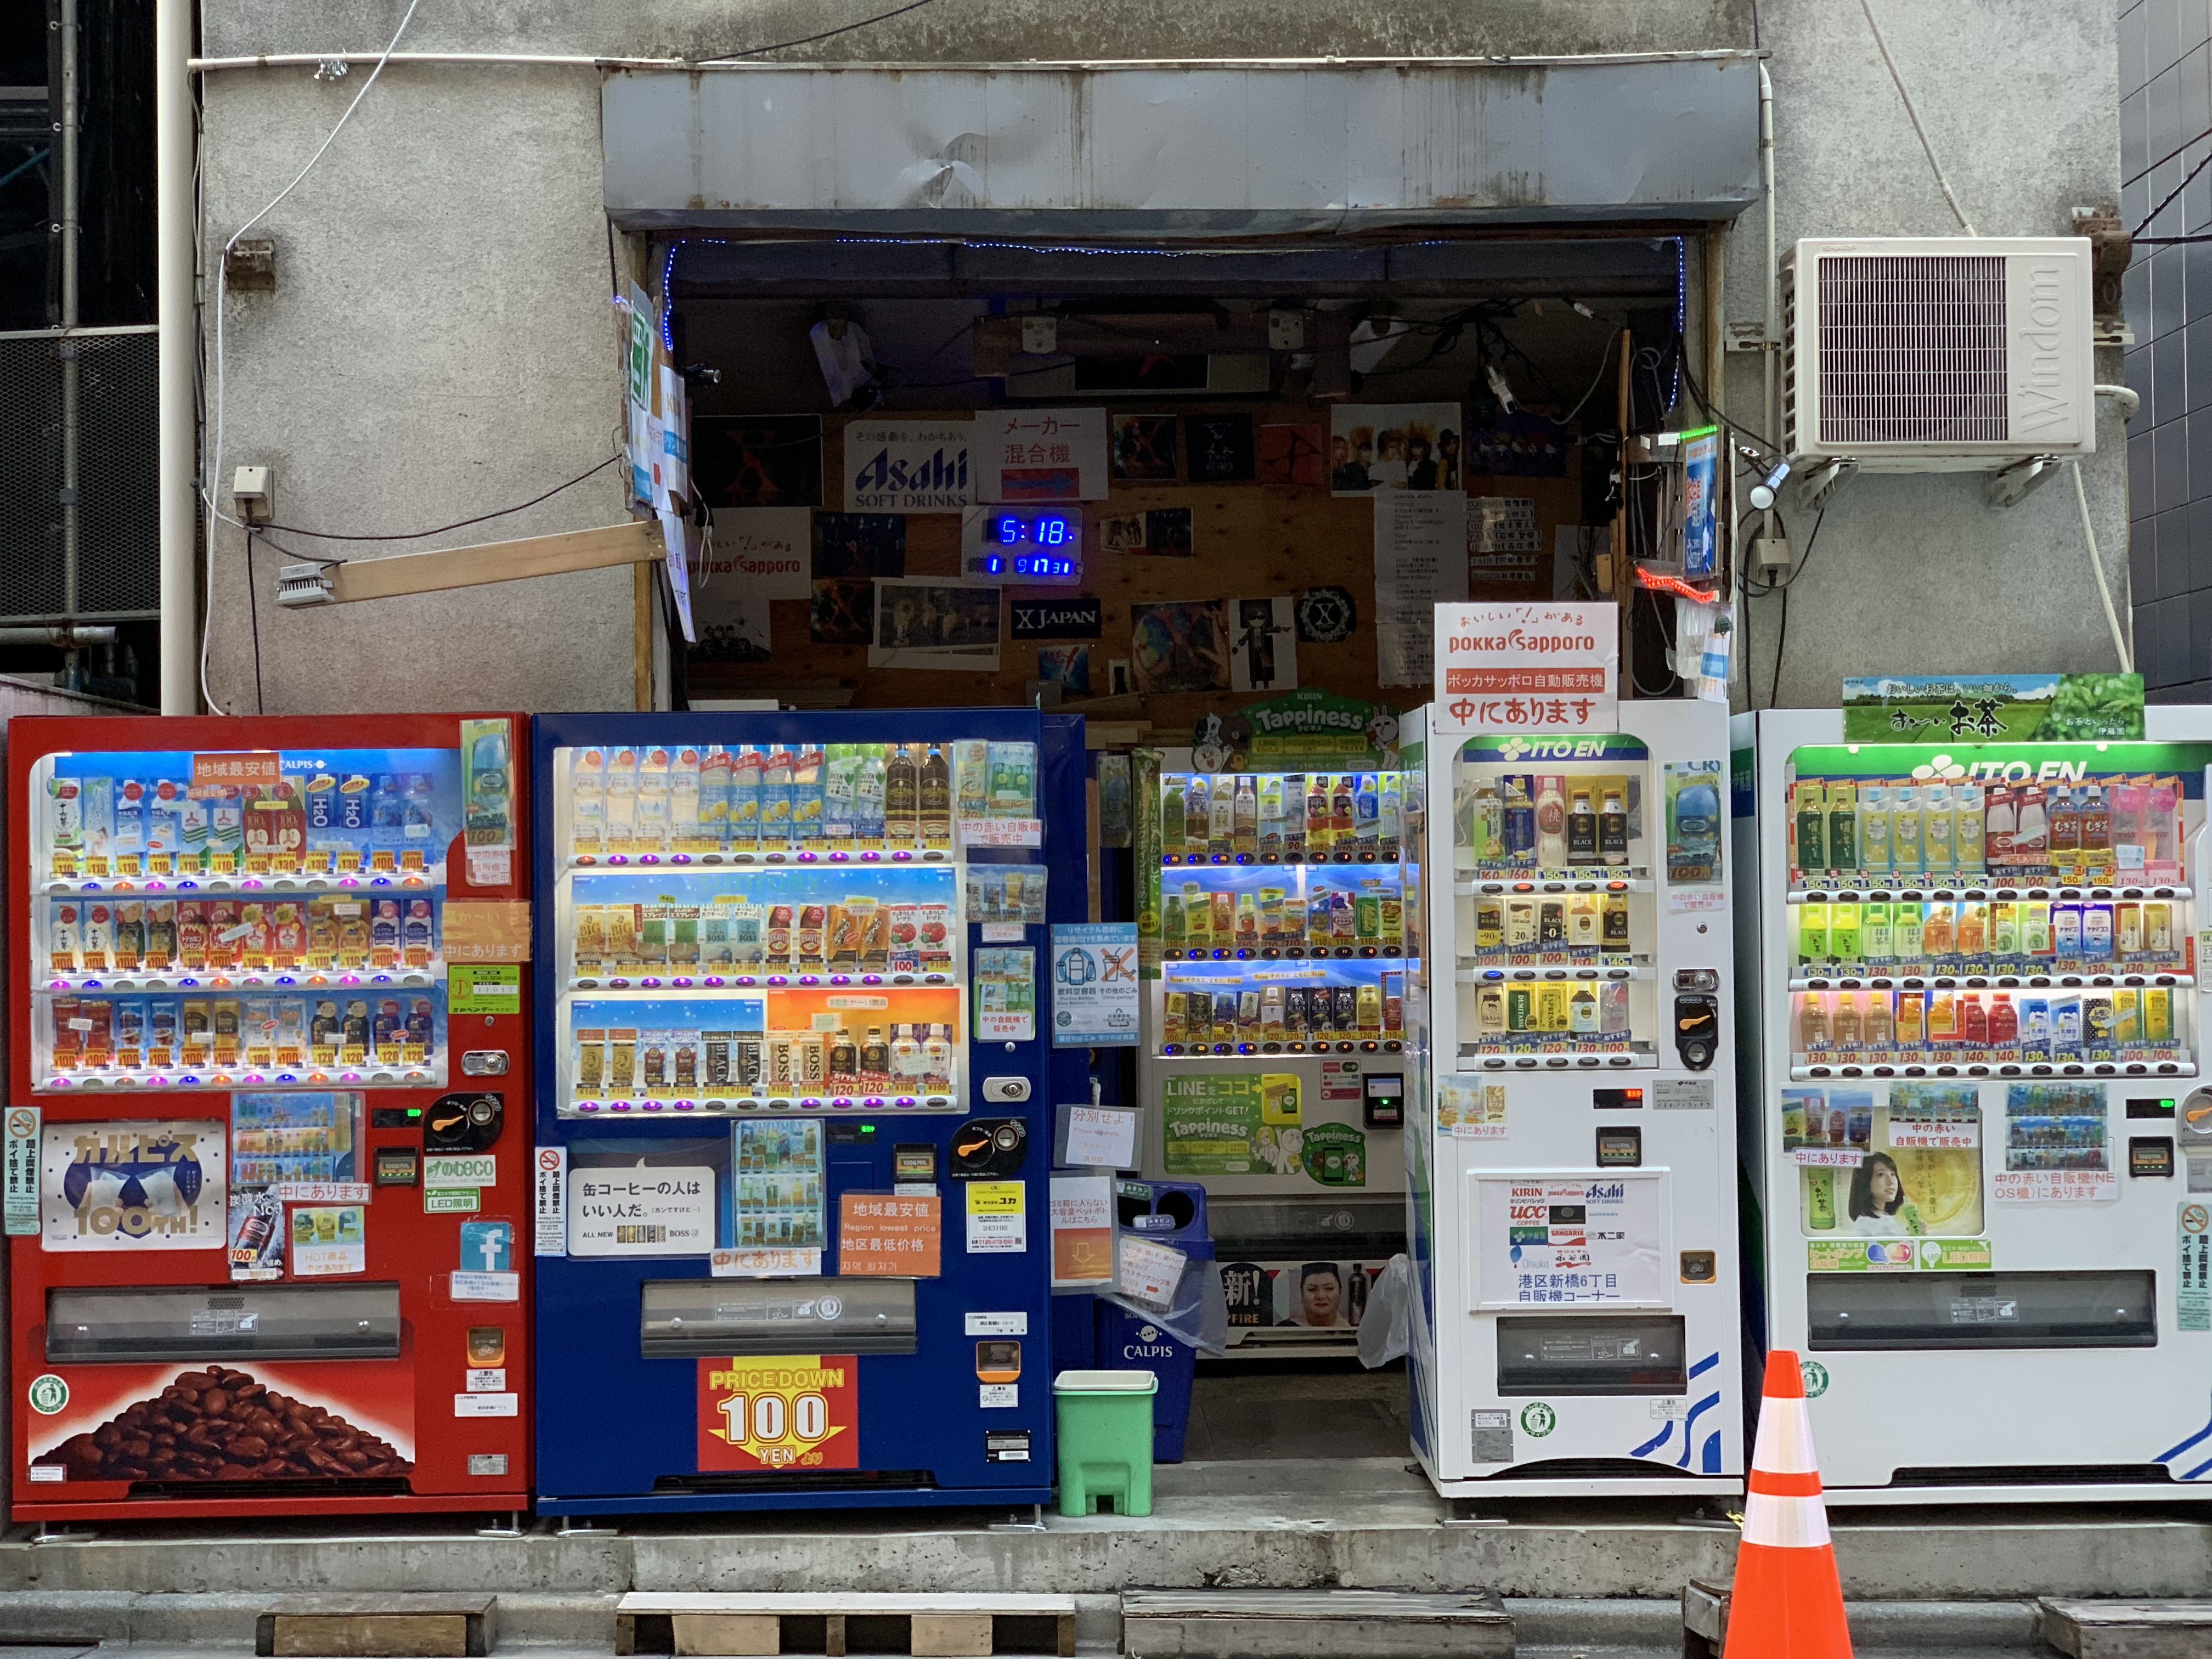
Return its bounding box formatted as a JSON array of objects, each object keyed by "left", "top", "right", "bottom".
[
  {"left": 2039, "top": 1598, "right": 2212, "bottom": 1657},
  {"left": 1119, "top": 1589, "right": 1511, "bottom": 1659}
]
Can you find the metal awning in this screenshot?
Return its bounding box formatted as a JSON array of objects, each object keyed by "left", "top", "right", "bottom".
[{"left": 601, "top": 55, "right": 1762, "bottom": 235}]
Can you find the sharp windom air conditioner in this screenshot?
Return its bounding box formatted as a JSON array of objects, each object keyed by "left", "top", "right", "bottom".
[{"left": 1784, "top": 236, "right": 2095, "bottom": 469}]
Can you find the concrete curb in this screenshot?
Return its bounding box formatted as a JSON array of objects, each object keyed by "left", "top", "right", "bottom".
[{"left": 1508, "top": 1596, "right": 2046, "bottom": 1650}]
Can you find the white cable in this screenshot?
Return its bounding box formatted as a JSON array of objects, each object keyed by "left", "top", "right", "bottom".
[
  {"left": 201, "top": 0, "right": 424, "bottom": 713},
  {"left": 2072, "top": 460, "right": 2132, "bottom": 674},
  {"left": 1859, "top": 0, "right": 1978, "bottom": 236}
]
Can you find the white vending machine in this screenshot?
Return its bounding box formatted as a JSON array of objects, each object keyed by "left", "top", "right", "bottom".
[
  {"left": 1403, "top": 702, "right": 1742, "bottom": 1498},
  {"left": 1737, "top": 706, "right": 2212, "bottom": 1503}
]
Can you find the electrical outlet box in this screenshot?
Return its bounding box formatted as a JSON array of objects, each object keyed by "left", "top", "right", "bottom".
[{"left": 232, "top": 465, "right": 274, "bottom": 524}]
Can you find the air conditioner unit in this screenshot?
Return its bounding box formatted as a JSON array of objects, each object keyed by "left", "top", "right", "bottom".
[{"left": 1783, "top": 236, "right": 2095, "bottom": 470}]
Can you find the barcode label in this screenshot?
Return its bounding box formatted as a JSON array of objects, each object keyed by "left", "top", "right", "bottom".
[{"left": 616, "top": 1224, "right": 668, "bottom": 1245}]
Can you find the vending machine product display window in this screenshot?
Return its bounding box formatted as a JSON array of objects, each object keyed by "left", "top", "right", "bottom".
[
  {"left": 1136, "top": 755, "right": 1414, "bottom": 1356},
  {"left": 7, "top": 714, "right": 533, "bottom": 1521},
  {"left": 1737, "top": 711, "right": 2212, "bottom": 1502},
  {"left": 532, "top": 712, "right": 1084, "bottom": 1514},
  {"left": 1403, "top": 703, "right": 1742, "bottom": 1499}
]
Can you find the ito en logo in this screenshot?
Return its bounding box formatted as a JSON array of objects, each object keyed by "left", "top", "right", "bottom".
[
  {"left": 27, "top": 1374, "right": 67, "bottom": 1415},
  {"left": 1519, "top": 1402, "right": 1557, "bottom": 1437},
  {"left": 1799, "top": 1359, "right": 1830, "bottom": 1398},
  {"left": 1910, "top": 753, "right": 1968, "bottom": 782}
]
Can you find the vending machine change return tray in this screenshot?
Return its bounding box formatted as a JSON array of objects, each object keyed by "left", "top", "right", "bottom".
[
  {"left": 640, "top": 1279, "right": 917, "bottom": 1358},
  {"left": 47, "top": 1284, "right": 403, "bottom": 1363},
  {"left": 1807, "top": 1270, "right": 2157, "bottom": 1351}
]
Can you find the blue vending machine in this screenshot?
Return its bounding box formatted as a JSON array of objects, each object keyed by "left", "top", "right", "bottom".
[{"left": 531, "top": 711, "right": 1085, "bottom": 1514}]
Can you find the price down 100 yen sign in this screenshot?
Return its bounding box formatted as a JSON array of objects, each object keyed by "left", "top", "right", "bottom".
[{"left": 1433, "top": 603, "right": 1620, "bottom": 737}]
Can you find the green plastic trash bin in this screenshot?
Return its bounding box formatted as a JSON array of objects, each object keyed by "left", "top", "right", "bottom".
[{"left": 1053, "top": 1369, "right": 1158, "bottom": 1517}]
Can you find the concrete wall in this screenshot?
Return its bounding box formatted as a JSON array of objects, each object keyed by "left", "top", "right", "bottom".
[{"left": 198, "top": 0, "right": 2120, "bottom": 715}]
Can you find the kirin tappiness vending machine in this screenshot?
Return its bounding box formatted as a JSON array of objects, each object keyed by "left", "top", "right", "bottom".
[
  {"left": 1401, "top": 701, "right": 1742, "bottom": 1498},
  {"left": 529, "top": 711, "right": 1085, "bottom": 1514},
  {"left": 7, "top": 714, "right": 532, "bottom": 1520},
  {"left": 1134, "top": 751, "right": 1412, "bottom": 1355},
  {"left": 1736, "top": 704, "right": 2212, "bottom": 1502}
]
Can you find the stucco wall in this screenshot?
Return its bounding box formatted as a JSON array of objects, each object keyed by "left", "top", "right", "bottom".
[{"left": 196, "top": 0, "right": 2120, "bottom": 715}]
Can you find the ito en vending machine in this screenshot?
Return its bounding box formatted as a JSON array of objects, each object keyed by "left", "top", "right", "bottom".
[
  {"left": 1401, "top": 701, "right": 1742, "bottom": 1498},
  {"left": 530, "top": 712, "right": 1084, "bottom": 1514},
  {"left": 1736, "top": 698, "right": 2212, "bottom": 1502},
  {"left": 6, "top": 714, "right": 532, "bottom": 1521},
  {"left": 1134, "top": 746, "right": 1412, "bottom": 1355}
]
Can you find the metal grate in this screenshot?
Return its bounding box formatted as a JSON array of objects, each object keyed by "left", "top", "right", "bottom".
[
  {"left": 0, "top": 326, "right": 162, "bottom": 622},
  {"left": 1815, "top": 254, "right": 2009, "bottom": 445}
]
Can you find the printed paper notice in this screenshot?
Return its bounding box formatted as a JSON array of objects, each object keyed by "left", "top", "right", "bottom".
[
  {"left": 290, "top": 1205, "right": 366, "bottom": 1277},
  {"left": 1049, "top": 923, "right": 1140, "bottom": 1047},
  {"left": 965, "top": 1180, "right": 1028, "bottom": 1254},
  {"left": 1474, "top": 1173, "right": 1670, "bottom": 1308},
  {"left": 1049, "top": 1172, "right": 1114, "bottom": 1288},
  {"left": 1114, "top": 1233, "right": 1188, "bottom": 1312},
  {"left": 1437, "top": 1075, "right": 1509, "bottom": 1139},
  {"left": 534, "top": 1146, "right": 568, "bottom": 1256},
  {"left": 1432, "top": 601, "right": 1620, "bottom": 736},
  {"left": 569, "top": 1163, "right": 715, "bottom": 1256},
  {"left": 1373, "top": 492, "right": 1469, "bottom": 686},
  {"left": 1060, "top": 1104, "right": 1140, "bottom": 1170},
  {"left": 1994, "top": 1081, "right": 2117, "bottom": 1203}
]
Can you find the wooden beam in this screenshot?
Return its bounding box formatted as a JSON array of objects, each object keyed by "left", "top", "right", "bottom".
[{"left": 326, "top": 521, "right": 662, "bottom": 605}]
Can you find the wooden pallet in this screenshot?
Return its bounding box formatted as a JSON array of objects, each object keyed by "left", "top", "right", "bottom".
[
  {"left": 256, "top": 1594, "right": 496, "bottom": 1658},
  {"left": 1119, "top": 1588, "right": 1512, "bottom": 1659},
  {"left": 615, "top": 1592, "right": 1077, "bottom": 1658},
  {"left": 1681, "top": 1578, "right": 1730, "bottom": 1659},
  {"left": 2040, "top": 1598, "right": 2212, "bottom": 1658}
]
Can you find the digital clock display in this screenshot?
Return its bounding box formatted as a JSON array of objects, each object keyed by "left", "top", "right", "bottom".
[{"left": 962, "top": 509, "right": 1083, "bottom": 585}]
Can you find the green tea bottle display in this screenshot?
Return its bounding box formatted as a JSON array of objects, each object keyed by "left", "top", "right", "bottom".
[
  {"left": 1826, "top": 782, "right": 1858, "bottom": 873},
  {"left": 1795, "top": 781, "right": 1826, "bottom": 874}
]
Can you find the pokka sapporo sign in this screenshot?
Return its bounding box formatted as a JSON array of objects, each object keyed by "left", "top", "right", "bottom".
[{"left": 1432, "top": 603, "right": 1619, "bottom": 737}]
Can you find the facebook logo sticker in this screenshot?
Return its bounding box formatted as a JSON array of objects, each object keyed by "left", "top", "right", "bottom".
[{"left": 460, "top": 1221, "right": 512, "bottom": 1273}]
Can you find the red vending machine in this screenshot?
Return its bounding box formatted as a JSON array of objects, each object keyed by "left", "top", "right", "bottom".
[{"left": 7, "top": 714, "right": 532, "bottom": 1520}]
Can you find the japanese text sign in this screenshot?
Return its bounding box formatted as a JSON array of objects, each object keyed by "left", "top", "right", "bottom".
[{"left": 1433, "top": 603, "right": 1619, "bottom": 736}]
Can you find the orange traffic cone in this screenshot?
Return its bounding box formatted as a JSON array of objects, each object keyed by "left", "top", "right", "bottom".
[{"left": 1721, "top": 1350, "right": 1853, "bottom": 1659}]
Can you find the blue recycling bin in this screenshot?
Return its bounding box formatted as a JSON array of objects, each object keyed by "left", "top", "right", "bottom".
[{"left": 1096, "top": 1179, "right": 1212, "bottom": 1462}]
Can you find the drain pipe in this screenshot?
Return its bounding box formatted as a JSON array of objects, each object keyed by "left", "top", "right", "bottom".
[
  {"left": 156, "top": 0, "right": 198, "bottom": 712},
  {"left": 1759, "top": 60, "right": 1778, "bottom": 540},
  {"left": 0, "top": 626, "right": 116, "bottom": 647}
]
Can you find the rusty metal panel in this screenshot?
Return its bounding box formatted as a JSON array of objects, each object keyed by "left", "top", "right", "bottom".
[{"left": 601, "top": 58, "right": 1760, "bottom": 232}]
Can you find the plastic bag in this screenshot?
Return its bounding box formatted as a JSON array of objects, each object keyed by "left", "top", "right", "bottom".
[
  {"left": 1356, "top": 1254, "right": 1413, "bottom": 1368},
  {"left": 1098, "top": 1233, "right": 1229, "bottom": 1356}
]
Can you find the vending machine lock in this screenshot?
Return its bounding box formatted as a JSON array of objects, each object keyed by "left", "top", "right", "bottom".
[
  {"left": 424, "top": 1092, "right": 504, "bottom": 1152},
  {"left": 950, "top": 1118, "right": 1028, "bottom": 1178},
  {"left": 1672, "top": 990, "right": 1720, "bottom": 1071}
]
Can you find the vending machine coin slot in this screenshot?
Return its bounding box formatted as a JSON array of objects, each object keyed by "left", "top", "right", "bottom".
[
  {"left": 1596, "top": 1125, "right": 1643, "bottom": 1167},
  {"left": 950, "top": 1118, "right": 1026, "bottom": 1179},
  {"left": 1672, "top": 979, "right": 1720, "bottom": 1071},
  {"left": 424, "top": 1092, "right": 503, "bottom": 1152},
  {"left": 1679, "top": 1250, "right": 1718, "bottom": 1284}
]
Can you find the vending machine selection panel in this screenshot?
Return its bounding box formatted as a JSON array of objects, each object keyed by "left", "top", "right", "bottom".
[
  {"left": 1404, "top": 703, "right": 1743, "bottom": 1499},
  {"left": 7, "top": 714, "right": 532, "bottom": 1521},
  {"left": 1737, "top": 710, "right": 2212, "bottom": 1503},
  {"left": 530, "top": 712, "right": 1081, "bottom": 1514}
]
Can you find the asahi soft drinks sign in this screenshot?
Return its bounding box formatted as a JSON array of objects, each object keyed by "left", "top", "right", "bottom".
[
  {"left": 845, "top": 421, "right": 972, "bottom": 511},
  {"left": 1432, "top": 603, "right": 1619, "bottom": 737}
]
